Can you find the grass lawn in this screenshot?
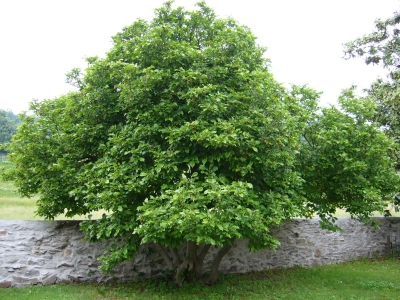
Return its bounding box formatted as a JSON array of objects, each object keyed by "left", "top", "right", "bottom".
[{"left": 1, "top": 258, "right": 399, "bottom": 299}]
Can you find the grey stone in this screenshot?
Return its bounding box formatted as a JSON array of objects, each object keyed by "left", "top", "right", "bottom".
[
  {"left": 0, "top": 281, "right": 12, "bottom": 288},
  {"left": 42, "top": 274, "right": 57, "bottom": 285},
  {"left": 57, "top": 263, "right": 75, "bottom": 268},
  {"left": 24, "top": 269, "right": 40, "bottom": 277},
  {"left": 27, "top": 258, "right": 45, "bottom": 266}
]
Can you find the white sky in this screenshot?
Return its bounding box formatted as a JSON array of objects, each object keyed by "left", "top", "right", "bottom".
[{"left": 0, "top": 0, "right": 399, "bottom": 113}]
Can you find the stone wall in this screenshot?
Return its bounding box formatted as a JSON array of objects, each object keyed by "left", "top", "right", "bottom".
[{"left": 1, "top": 218, "right": 400, "bottom": 288}]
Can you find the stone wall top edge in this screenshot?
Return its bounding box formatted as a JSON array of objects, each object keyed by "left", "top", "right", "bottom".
[
  {"left": 0, "top": 219, "right": 82, "bottom": 223},
  {"left": 0, "top": 217, "right": 399, "bottom": 226},
  {"left": 0, "top": 220, "right": 82, "bottom": 227}
]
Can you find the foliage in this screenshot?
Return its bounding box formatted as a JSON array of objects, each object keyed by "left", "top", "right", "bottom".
[
  {"left": 344, "top": 10, "right": 400, "bottom": 69},
  {"left": 0, "top": 109, "right": 19, "bottom": 154},
  {"left": 344, "top": 10, "right": 400, "bottom": 169},
  {"left": 2, "top": 1, "right": 399, "bottom": 285},
  {"left": 296, "top": 87, "right": 399, "bottom": 228},
  {"left": 5, "top": 110, "right": 21, "bottom": 124},
  {"left": 0, "top": 160, "right": 106, "bottom": 221}
]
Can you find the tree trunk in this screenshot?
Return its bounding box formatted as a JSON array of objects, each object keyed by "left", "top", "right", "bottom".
[
  {"left": 195, "top": 244, "right": 211, "bottom": 279},
  {"left": 169, "top": 246, "right": 181, "bottom": 267},
  {"left": 155, "top": 240, "right": 233, "bottom": 286},
  {"left": 175, "top": 240, "right": 198, "bottom": 286},
  {"left": 205, "top": 242, "right": 233, "bottom": 284}
]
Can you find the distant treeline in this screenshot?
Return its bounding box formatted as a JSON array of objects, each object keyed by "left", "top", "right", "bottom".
[{"left": 0, "top": 109, "right": 20, "bottom": 154}]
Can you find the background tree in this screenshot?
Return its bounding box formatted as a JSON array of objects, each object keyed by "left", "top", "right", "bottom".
[
  {"left": 296, "top": 87, "right": 399, "bottom": 228},
  {"left": 5, "top": 110, "right": 20, "bottom": 124},
  {"left": 344, "top": 10, "right": 400, "bottom": 169},
  {"left": 3, "top": 1, "right": 399, "bottom": 285},
  {"left": 0, "top": 109, "right": 19, "bottom": 154}
]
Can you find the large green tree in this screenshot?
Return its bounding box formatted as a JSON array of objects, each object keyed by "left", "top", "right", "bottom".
[{"left": 3, "top": 1, "right": 399, "bottom": 285}]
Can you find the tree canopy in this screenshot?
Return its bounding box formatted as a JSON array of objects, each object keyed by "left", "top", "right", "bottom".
[
  {"left": 3, "top": 1, "right": 399, "bottom": 285},
  {"left": 297, "top": 87, "right": 399, "bottom": 227},
  {"left": 344, "top": 10, "right": 400, "bottom": 169}
]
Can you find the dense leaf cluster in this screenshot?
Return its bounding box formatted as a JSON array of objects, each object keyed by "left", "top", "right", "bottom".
[{"left": 298, "top": 88, "right": 398, "bottom": 228}]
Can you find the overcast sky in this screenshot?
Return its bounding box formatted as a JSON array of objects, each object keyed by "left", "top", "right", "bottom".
[{"left": 0, "top": 0, "right": 398, "bottom": 113}]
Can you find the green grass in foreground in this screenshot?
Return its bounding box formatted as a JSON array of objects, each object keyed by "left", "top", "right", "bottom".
[{"left": 1, "top": 258, "right": 400, "bottom": 300}]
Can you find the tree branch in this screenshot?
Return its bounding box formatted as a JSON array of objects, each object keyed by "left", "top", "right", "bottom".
[
  {"left": 198, "top": 243, "right": 211, "bottom": 262},
  {"left": 195, "top": 243, "right": 212, "bottom": 279},
  {"left": 206, "top": 240, "right": 234, "bottom": 283},
  {"left": 169, "top": 246, "right": 181, "bottom": 266},
  {"left": 154, "top": 243, "right": 173, "bottom": 268}
]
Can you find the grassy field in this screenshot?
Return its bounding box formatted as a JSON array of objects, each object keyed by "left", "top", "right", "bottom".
[{"left": 0, "top": 258, "right": 399, "bottom": 299}]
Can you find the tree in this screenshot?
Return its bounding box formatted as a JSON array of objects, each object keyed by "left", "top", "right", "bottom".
[
  {"left": 0, "top": 109, "right": 19, "bottom": 154},
  {"left": 296, "top": 87, "right": 399, "bottom": 228},
  {"left": 3, "top": 1, "right": 399, "bottom": 285},
  {"left": 344, "top": 10, "right": 400, "bottom": 169},
  {"left": 5, "top": 110, "right": 20, "bottom": 124}
]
